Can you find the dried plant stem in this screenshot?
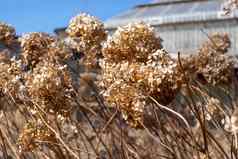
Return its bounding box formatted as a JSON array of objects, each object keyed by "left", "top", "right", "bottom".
[
  {"left": 33, "top": 103, "right": 80, "bottom": 159},
  {"left": 149, "top": 96, "right": 191, "bottom": 130}
]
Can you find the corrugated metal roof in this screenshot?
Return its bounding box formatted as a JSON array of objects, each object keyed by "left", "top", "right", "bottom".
[{"left": 105, "top": 0, "right": 238, "bottom": 29}]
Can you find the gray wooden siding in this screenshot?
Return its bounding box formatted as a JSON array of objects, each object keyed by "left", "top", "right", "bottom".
[{"left": 154, "top": 19, "right": 238, "bottom": 54}]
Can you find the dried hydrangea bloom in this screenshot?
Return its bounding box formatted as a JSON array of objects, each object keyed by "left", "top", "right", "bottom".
[
  {"left": 66, "top": 13, "right": 106, "bottom": 45},
  {"left": 180, "top": 33, "right": 236, "bottom": 85},
  {"left": 195, "top": 33, "right": 235, "bottom": 85},
  {"left": 103, "top": 81, "right": 146, "bottom": 127},
  {"left": 99, "top": 60, "right": 139, "bottom": 89},
  {"left": 0, "top": 57, "right": 24, "bottom": 107},
  {"left": 102, "top": 22, "right": 162, "bottom": 63},
  {"left": 20, "top": 32, "right": 55, "bottom": 67},
  {"left": 26, "top": 61, "right": 75, "bottom": 116},
  {"left": 5, "top": 59, "right": 25, "bottom": 102},
  {"left": 198, "top": 54, "right": 235, "bottom": 85},
  {"left": 143, "top": 49, "right": 182, "bottom": 105},
  {"left": 101, "top": 50, "right": 181, "bottom": 101},
  {"left": 18, "top": 120, "right": 56, "bottom": 152},
  {"left": 66, "top": 13, "right": 107, "bottom": 68},
  {"left": 0, "top": 62, "right": 13, "bottom": 107},
  {"left": 199, "top": 33, "right": 231, "bottom": 55},
  {"left": 0, "top": 22, "right": 16, "bottom": 46},
  {"left": 47, "top": 40, "right": 73, "bottom": 64},
  {"left": 223, "top": 0, "right": 238, "bottom": 14},
  {"left": 100, "top": 49, "right": 182, "bottom": 127},
  {"left": 99, "top": 61, "right": 145, "bottom": 127}
]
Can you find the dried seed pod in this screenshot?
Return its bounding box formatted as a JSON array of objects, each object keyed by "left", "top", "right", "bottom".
[
  {"left": 102, "top": 22, "right": 162, "bottom": 63},
  {"left": 26, "top": 61, "right": 75, "bottom": 116},
  {"left": 0, "top": 22, "right": 16, "bottom": 46},
  {"left": 18, "top": 120, "right": 56, "bottom": 152},
  {"left": 20, "top": 32, "right": 55, "bottom": 67}
]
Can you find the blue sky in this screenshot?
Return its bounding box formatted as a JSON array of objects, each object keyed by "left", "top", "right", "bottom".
[{"left": 0, "top": 0, "right": 149, "bottom": 34}]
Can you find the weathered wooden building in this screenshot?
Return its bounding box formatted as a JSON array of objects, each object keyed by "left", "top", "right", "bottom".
[{"left": 104, "top": 0, "right": 238, "bottom": 54}]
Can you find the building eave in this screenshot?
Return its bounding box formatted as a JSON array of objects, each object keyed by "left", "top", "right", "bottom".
[{"left": 105, "top": 11, "right": 238, "bottom": 30}]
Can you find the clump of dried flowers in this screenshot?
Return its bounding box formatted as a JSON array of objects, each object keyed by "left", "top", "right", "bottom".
[
  {"left": 182, "top": 33, "right": 236, "bottom": 86},
  {"left": 66, "top": 13, "right": 107, "bottom": 68},
  {"left": 18, "top": 120, "right": 56, "bottom": 152},
  {"left": 223, "top": 0, "right": 238, "bottom": 14},
  {"left": 25, "top": 61, "right": 75, "bottom": 117},
  {"left": 20, "top": 32, "right": 55, "bottom": 68},
  {"left": 0, "top": 56, "right": 24, "bottom": 110},
  {"left": 100, "top": 23, "right": 181, "bottom": 127},
  {"left": 102, "top": 22, "right": 162, "bottom": 63},
  {"left": 47, "top": 39, "right": 73, "bottom": 64},
  {"left": 0, "top": 22, "right": 16, "bottom": 46}
]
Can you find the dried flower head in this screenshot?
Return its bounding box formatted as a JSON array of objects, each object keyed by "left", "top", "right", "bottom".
[
  {"left": 195, "top": 33, "right": 235, "bottom": 85},
  {"left": 66, "top": 13, "right": 107, "bottom": 68},
  {"left": 100, "top": 49, "right": 182, "bottom": 127},
  {"left": 180, "top": 33, "right": 236, "bottom": 85},
  {"left": 103, "top": 82, "right": 146, "bottom": 127},
  {"left": 66, "top": 13, "right": 106, "bottom": 44},
  {"left": 0, "top": 22, "right": 16, "bottom": 46},
  {"left": 26, "top": 61, "right": 75, "bottom": 116},
  {"left": 223, "top": 0, "right": 238, "bottom": 14},
  {"left": 20, "top": 32, "right": 55, "bottom": 67},
  {"left": 0, "top": 57, "right": 24, "bottom": 108},
  {"left": 102, "top": 22, "right": 162, "bottom": 63},
  {"left": 47, "top": 40, "right": 73, "bottom": 64},
  {"left": 143, "top": 49, "right": 182, "bottom": 105},
  {"left": 199, "top": 33, "right": 231, "bottom": 55},
  {"left": 18, "top": 120, "right": 56, "bottom": 152},
  {"left": 101, "top": 50, "right": 181, "bottom": 101}
]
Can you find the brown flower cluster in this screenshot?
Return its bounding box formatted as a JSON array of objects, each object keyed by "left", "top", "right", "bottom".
[
  {"left": 18, "top": 120, "right": 56, "bottom": 152},
  {"left": 0, "top": 22, "right": 16, "bottom": 46},
  {"left": 182, "top": 33, "right": 236, "bottom": 85},
  {"left": 223, "top": 0, "right": 238, "bottom": 14},
  {"left": 0, "top": 56, "right": 24, "bottom": 110},
  {"left": 20, "top": 32, "right": 55, "bottom": 67},
  {"left": 100, "top": 23, "right": 181, "bottom": 127},
  {"left": 26, "top": 61, "right": 75, "bottom": 116},
  {"left": 66, "top": 13, "right": 107, "bottom": 68},
  {"left": 47, "top": 39, "right": 73, "bottom": 64},
  {"left": 0, "top": 21, "right": 94, "bottom": 117},
  {"left": 102, "top": 22, "right": 162, "bottom": 63}
]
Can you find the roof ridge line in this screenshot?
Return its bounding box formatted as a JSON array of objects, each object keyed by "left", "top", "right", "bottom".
[{"left": 135, "top": 0, "right": 212, "bottom": 8}]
